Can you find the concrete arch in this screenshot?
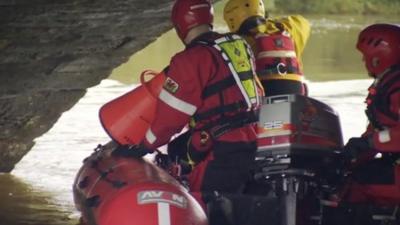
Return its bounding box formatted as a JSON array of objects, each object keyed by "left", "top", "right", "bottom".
[{"left": 0, "top": 0, "right": 174, "bottom": 172}]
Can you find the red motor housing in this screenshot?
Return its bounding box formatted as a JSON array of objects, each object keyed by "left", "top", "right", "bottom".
[{"left": 256, "top": 94, "right": 343, "bottom": 157}]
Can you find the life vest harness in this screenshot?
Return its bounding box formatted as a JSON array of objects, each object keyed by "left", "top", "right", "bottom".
[
  {"left": 211, "top": 34, "right": 260, "bottom": 108},
  {"left": 365, "top": 66, "right": 400, "bottom": 131},
  {"left": 189, "top": 33, "right": 260, "bottom": 139},
  {"left": 255, "top": 32, "right": 303, "bottom": 83},
  {"left": 201, "top": 110, "right": 258, "bottom": 138},
  {"left": 258, "top": 58, "right": 299, "bottom": 76}
]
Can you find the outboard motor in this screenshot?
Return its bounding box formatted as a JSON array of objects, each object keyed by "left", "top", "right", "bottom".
[{"left": 254, "top": 94, "right": 345, "bottom": 225}]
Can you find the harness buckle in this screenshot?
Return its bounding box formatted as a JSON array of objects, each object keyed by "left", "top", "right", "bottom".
[{"left": 199, "top": 131, "right": 210, "bottom": 145}]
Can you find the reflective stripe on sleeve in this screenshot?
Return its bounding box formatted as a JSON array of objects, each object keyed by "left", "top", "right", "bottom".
[
  {"left": 145, "top": 128, "right": 157, "bottom": 144},
  {"left": 159, "top": 89, "right": 197, "bottom": 116},
  {"left": 378, "top": 129, "right": 391, "bottom": 143}
]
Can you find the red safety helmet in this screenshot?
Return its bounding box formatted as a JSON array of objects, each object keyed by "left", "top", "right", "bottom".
[
  {"left": 356, "top": 23, "right": 400, "bottom": 77},
  {"left": 171, "top": 0, "right": 214, "bottom": 42}
]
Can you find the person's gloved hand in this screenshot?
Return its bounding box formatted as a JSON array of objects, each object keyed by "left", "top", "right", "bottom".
[
  {"left": 155, "top": 152, "right": 171, "bottom": 170},
  {"left": 167, "top": 131, "right": 191, "bottom": 161},
  {"left": 112, "top": 144, "right": 153, "bottom": 158},
  {"left": 343, "top": 136, "right": 372, "bottom": 161}
]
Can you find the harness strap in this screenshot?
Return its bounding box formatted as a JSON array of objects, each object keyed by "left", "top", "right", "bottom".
[
  {"left": 257, "top": 64, "right": 300, "bottom": 76},
  {"left": 199, "top": 111, "right": 259, "bottom": 138},
  {"left": 193, "top": 101, "right": 248, "bottom": 122},
  {"left": 214, "top": 33, "right": 242, "bottom": 43},
  {"left": 202, "top": 71, "right": 254, "bottom": 99},
  {"left": 366, "top": 66, "right": 400, "bottom": 129},
  {"left": 365, "top": 108, "right": 384, "bottom": 131},
  {"left": 383, "top": 87, "right": 400, "bottom": 120},
  {"left": 237, "top": 16, "right": 266, "bottom": 35}
]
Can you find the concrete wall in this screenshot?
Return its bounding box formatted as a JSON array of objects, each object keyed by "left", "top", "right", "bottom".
[{"left": 0, "top": 0, "right": 174, "bottom": 172}]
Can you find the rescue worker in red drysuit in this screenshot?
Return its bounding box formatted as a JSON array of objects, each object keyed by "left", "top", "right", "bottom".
[
  {"left": 116, "top": 0, "right": 262, "bottom": 213},
  {"left": 223, "top": 0, "right": 310, "bottom": 97},
  {"left": 324, "top": 24, "right": 400, "bottom": 224}
]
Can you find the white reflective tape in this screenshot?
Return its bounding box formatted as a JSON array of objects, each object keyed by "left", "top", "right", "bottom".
[
  {"left": 378, "top": 129, "right": 391, "bottom": 143},
  {"left": 157, "top": 202, "right": 171, "bottom": 225},
  {"left": 221, "top": 52, "right": 229, "bottom": 61},
  {"left": 244, "top": 41, "right": 255, "bottom": 59},
  {"left": 213, "top": 44, "right": 222, "bottom": 51},
  {"left": 257, "top": 50, "right": 296, "bottom": 59},
  {"left": 214, "top": 37, "right": 228, "bottom": 44},
  {"left": 215, "top": 35, "right": 241, "bottom": 44},
  {"left": 145, "top": 128, "right": 157, "bottom": 144},
  {"left": 244, "top": 44, "right": 260, "bottom": 106},
  {"left": 231, "top": 34, "right": 242, "bottom": 40},
  {"left": 159, "top": 89, "right": 197, "bottom": 116},
  {"left": 190, "top": 4, "right": 209, "bottom": 10}
]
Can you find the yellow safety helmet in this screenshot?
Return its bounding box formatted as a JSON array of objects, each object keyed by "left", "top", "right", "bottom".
[{"left": 223, "top": 0, "right": 265, "bottom": 33}]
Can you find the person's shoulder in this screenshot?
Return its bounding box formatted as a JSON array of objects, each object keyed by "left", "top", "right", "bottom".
[
  {"left": 287, "top": 15, "right": 310, "bottom": 29},
  {"left": 268, "top": 15, "right": 309, "bottom": 27},
  {"left": 266, "top": 15, "right": 311, "bottom": 38},
  {"left": 190, "top": 32, "right": 247, "bottom": 48},
  {"left": 174, "top": 44, "right": 213, "bottom": 58},
  {"left": 287, "top": 15, "right": 309, "bottom": 22},
  {"left": 170, "top": 43, "right": 214, "bottom": 66}
]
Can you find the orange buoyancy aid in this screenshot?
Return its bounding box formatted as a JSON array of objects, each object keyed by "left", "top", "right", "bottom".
[
  {"left": 254, "top": 31, "right": 303, "bottom": 83},
  {"left": 365, "top": 66, "right": 400, "bottom": 130},
  {"left": 364, "top": 66, "right": 400, "bottom": 152}
]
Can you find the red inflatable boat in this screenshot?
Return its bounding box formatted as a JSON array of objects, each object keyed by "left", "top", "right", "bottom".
[{"left": 73, "top": 143, "right": 208, "bottom": 225}]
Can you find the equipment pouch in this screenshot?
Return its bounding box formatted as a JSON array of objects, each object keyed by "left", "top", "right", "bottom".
[{"left": 187, "top": 130, "right": 213, "bottom": 164}]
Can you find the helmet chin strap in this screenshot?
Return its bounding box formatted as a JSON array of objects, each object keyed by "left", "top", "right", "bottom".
[
  {"left": 237, "top": 16, "right": 266, "bottom": 35},
  {"left": 373, "top": 65, "right": 399, "bottom": 84}
]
